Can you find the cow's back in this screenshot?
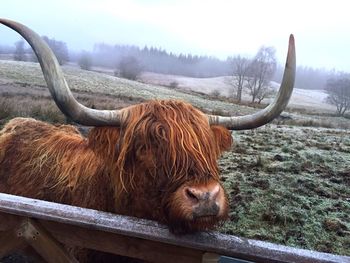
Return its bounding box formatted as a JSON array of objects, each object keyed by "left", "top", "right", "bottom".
[{"left": 0, "top": 118, "right": 83, "bottom": 199}]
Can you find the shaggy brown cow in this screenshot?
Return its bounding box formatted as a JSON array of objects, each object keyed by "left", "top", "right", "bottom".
[
  {"left": 0, "top": 19, "right": 295, "bottom": 259},
  {"left": 0, "top": 104, "right": 232, "bottom": 232}
]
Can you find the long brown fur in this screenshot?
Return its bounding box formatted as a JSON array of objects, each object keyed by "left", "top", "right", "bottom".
[{"left": 0, "top": 99, "right": 232, "bottom": 239}]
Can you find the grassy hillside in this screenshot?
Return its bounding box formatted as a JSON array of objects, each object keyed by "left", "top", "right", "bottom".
[
  {"left": 139, "top": 71, "right": 336, "bottom": 114},
  {"left": 1, "top": 60, "right": 349, "bottom": 129},
  {"left": 0, "top": 60, "right": 250, "bottom": 116}
]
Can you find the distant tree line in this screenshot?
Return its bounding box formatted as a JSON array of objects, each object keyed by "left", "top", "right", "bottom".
[
  {"left": 273, "top": 65, "right": 336, "bottom": 91},
  {"left": 11, "top": 37, "right": 69, "bottom": 65},
  {"left": 0, "top": 44, "right": 14, "bottom": 54},
  {"left": 4, "top": 37, "right": 350, "bottom": 116},
  {"left": 90, "top": 44, "right": 230, "bottom": 78},
  {"left": 5, "top": 37, "right": 345, "bottom": 90}
]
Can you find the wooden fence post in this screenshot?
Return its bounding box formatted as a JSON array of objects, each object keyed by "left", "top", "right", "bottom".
[
  {"left": 18, "top": 218, "right": 78, "bottom": 263},
  {"left": 202, "top": 252, "right": 220, "bottom": 263}
]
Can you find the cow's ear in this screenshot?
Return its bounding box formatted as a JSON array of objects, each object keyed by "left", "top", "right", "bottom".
[{"left": 210, "top": 125, "right": 233, "bottom": 153}]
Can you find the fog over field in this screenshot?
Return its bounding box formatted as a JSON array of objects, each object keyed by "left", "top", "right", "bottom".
[{"left": 1, "top": 0, "right": 350, "bottom": 71}]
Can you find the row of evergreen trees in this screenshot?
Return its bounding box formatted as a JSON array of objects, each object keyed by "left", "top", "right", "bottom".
[
  {"left": 91, "top": 43, "right": 230, "bottom": 77},
  {"left": 1, "top": 38, "right": 345, "bottom": 90}
]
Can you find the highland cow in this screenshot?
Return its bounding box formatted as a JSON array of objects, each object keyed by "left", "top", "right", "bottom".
[{"left": 0, "top": 18, "right": 295, "bottom": 260}]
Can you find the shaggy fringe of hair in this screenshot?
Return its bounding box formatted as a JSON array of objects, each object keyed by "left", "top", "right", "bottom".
[{"left": 112, "top": 100, "right": 223, "bottom": 200}]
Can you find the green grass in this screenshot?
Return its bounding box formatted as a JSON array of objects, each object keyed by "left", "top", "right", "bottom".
[{"left": 219, "top": 126, "right": 350, "bottom": 256}]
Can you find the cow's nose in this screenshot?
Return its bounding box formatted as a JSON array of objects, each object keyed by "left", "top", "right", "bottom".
[{"left": 184, "top": 183, "right": 223, "bottom": 218}]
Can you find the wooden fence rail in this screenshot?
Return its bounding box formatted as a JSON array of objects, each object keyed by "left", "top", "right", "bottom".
[{"left": 0, "top": 193, "right": 349, "bottom": 263}]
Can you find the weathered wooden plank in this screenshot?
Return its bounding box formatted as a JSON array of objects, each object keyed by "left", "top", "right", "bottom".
[
  {"left": 0, "top": 212, "right": 203, "bottom": 263},
  {"left": 19, "top": 218, "right": 78, "bottom": 263},
  {"left": 0, "top": 193, "right": 349, "bottom": 263},
  {"left": 40, "top": 219, "right": 204, "bottom": 263},
  {"left": 201, "top": 253, "right": 220, "bottom": 263}
]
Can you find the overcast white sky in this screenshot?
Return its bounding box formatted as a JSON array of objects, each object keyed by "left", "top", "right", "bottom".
[{"left": 1, "top": 0, "right": 349, "bottom": 71}]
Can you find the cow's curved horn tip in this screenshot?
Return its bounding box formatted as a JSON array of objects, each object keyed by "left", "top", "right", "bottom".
[
  {"left": 289, "top": 34, "right": 295, "bottom": 46},
  {"left": 287, "top": 34, "right": 296, "bottom": 66},
  {"left": 288, "top": 34, "right": 295, "bottom": 50}
]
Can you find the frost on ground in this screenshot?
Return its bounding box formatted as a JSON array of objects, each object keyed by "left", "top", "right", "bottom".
[
  {"left": 141, "top": 72, "right": 337, "bottom": 113},
  {"left": 220, "top": 125, "right": 350, "bottom": 256},
  {"left": 140, "top": 72, "right": 233, "bottom": 96}
]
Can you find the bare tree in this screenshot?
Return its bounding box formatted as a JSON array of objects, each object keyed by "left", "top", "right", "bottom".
[
  {"left": 230, "top": 55, "right": 250, "bottom": 102},
  {"left": 78, "top": 51, "right": 92, "bottom": 70},
  {"left": 256, "top": 86, "right": 276, "bottom": 104},
  {"left": 14, "top": 39, "right": 26, "bottom": 61},
  {"left": 326, "top": 76, "right": 350, "bottom": 116},
  {"left": 118, "top": 56, "right": 142, "bottom": 80},
  {"left": 247, "top": 46, "right": 277, "bottom": 103}
]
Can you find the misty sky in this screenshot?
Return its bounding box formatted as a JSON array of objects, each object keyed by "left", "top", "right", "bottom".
[{"left": 1, "top": 0, "right": 349, "bottom": 71}]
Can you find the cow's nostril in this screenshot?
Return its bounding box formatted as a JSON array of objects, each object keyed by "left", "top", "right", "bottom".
[{"left": 185, "top": 188, "right": 199, "bottom": 202}]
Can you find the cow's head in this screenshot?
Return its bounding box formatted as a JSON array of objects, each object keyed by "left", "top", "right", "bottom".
[
  {"left": 109, "top": 100, "right": 232, "bottom": 232},
  {"left": 0, "top": 19, "right": 295, "bottom": 233}
]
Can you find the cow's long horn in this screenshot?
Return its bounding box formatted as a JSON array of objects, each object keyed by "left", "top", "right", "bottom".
[
  {"left": 208, "top": 35, "right": 296, "bottom": 130},
  {"left": 0, "top": 18, "right": 124, "bottom": 126}
]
